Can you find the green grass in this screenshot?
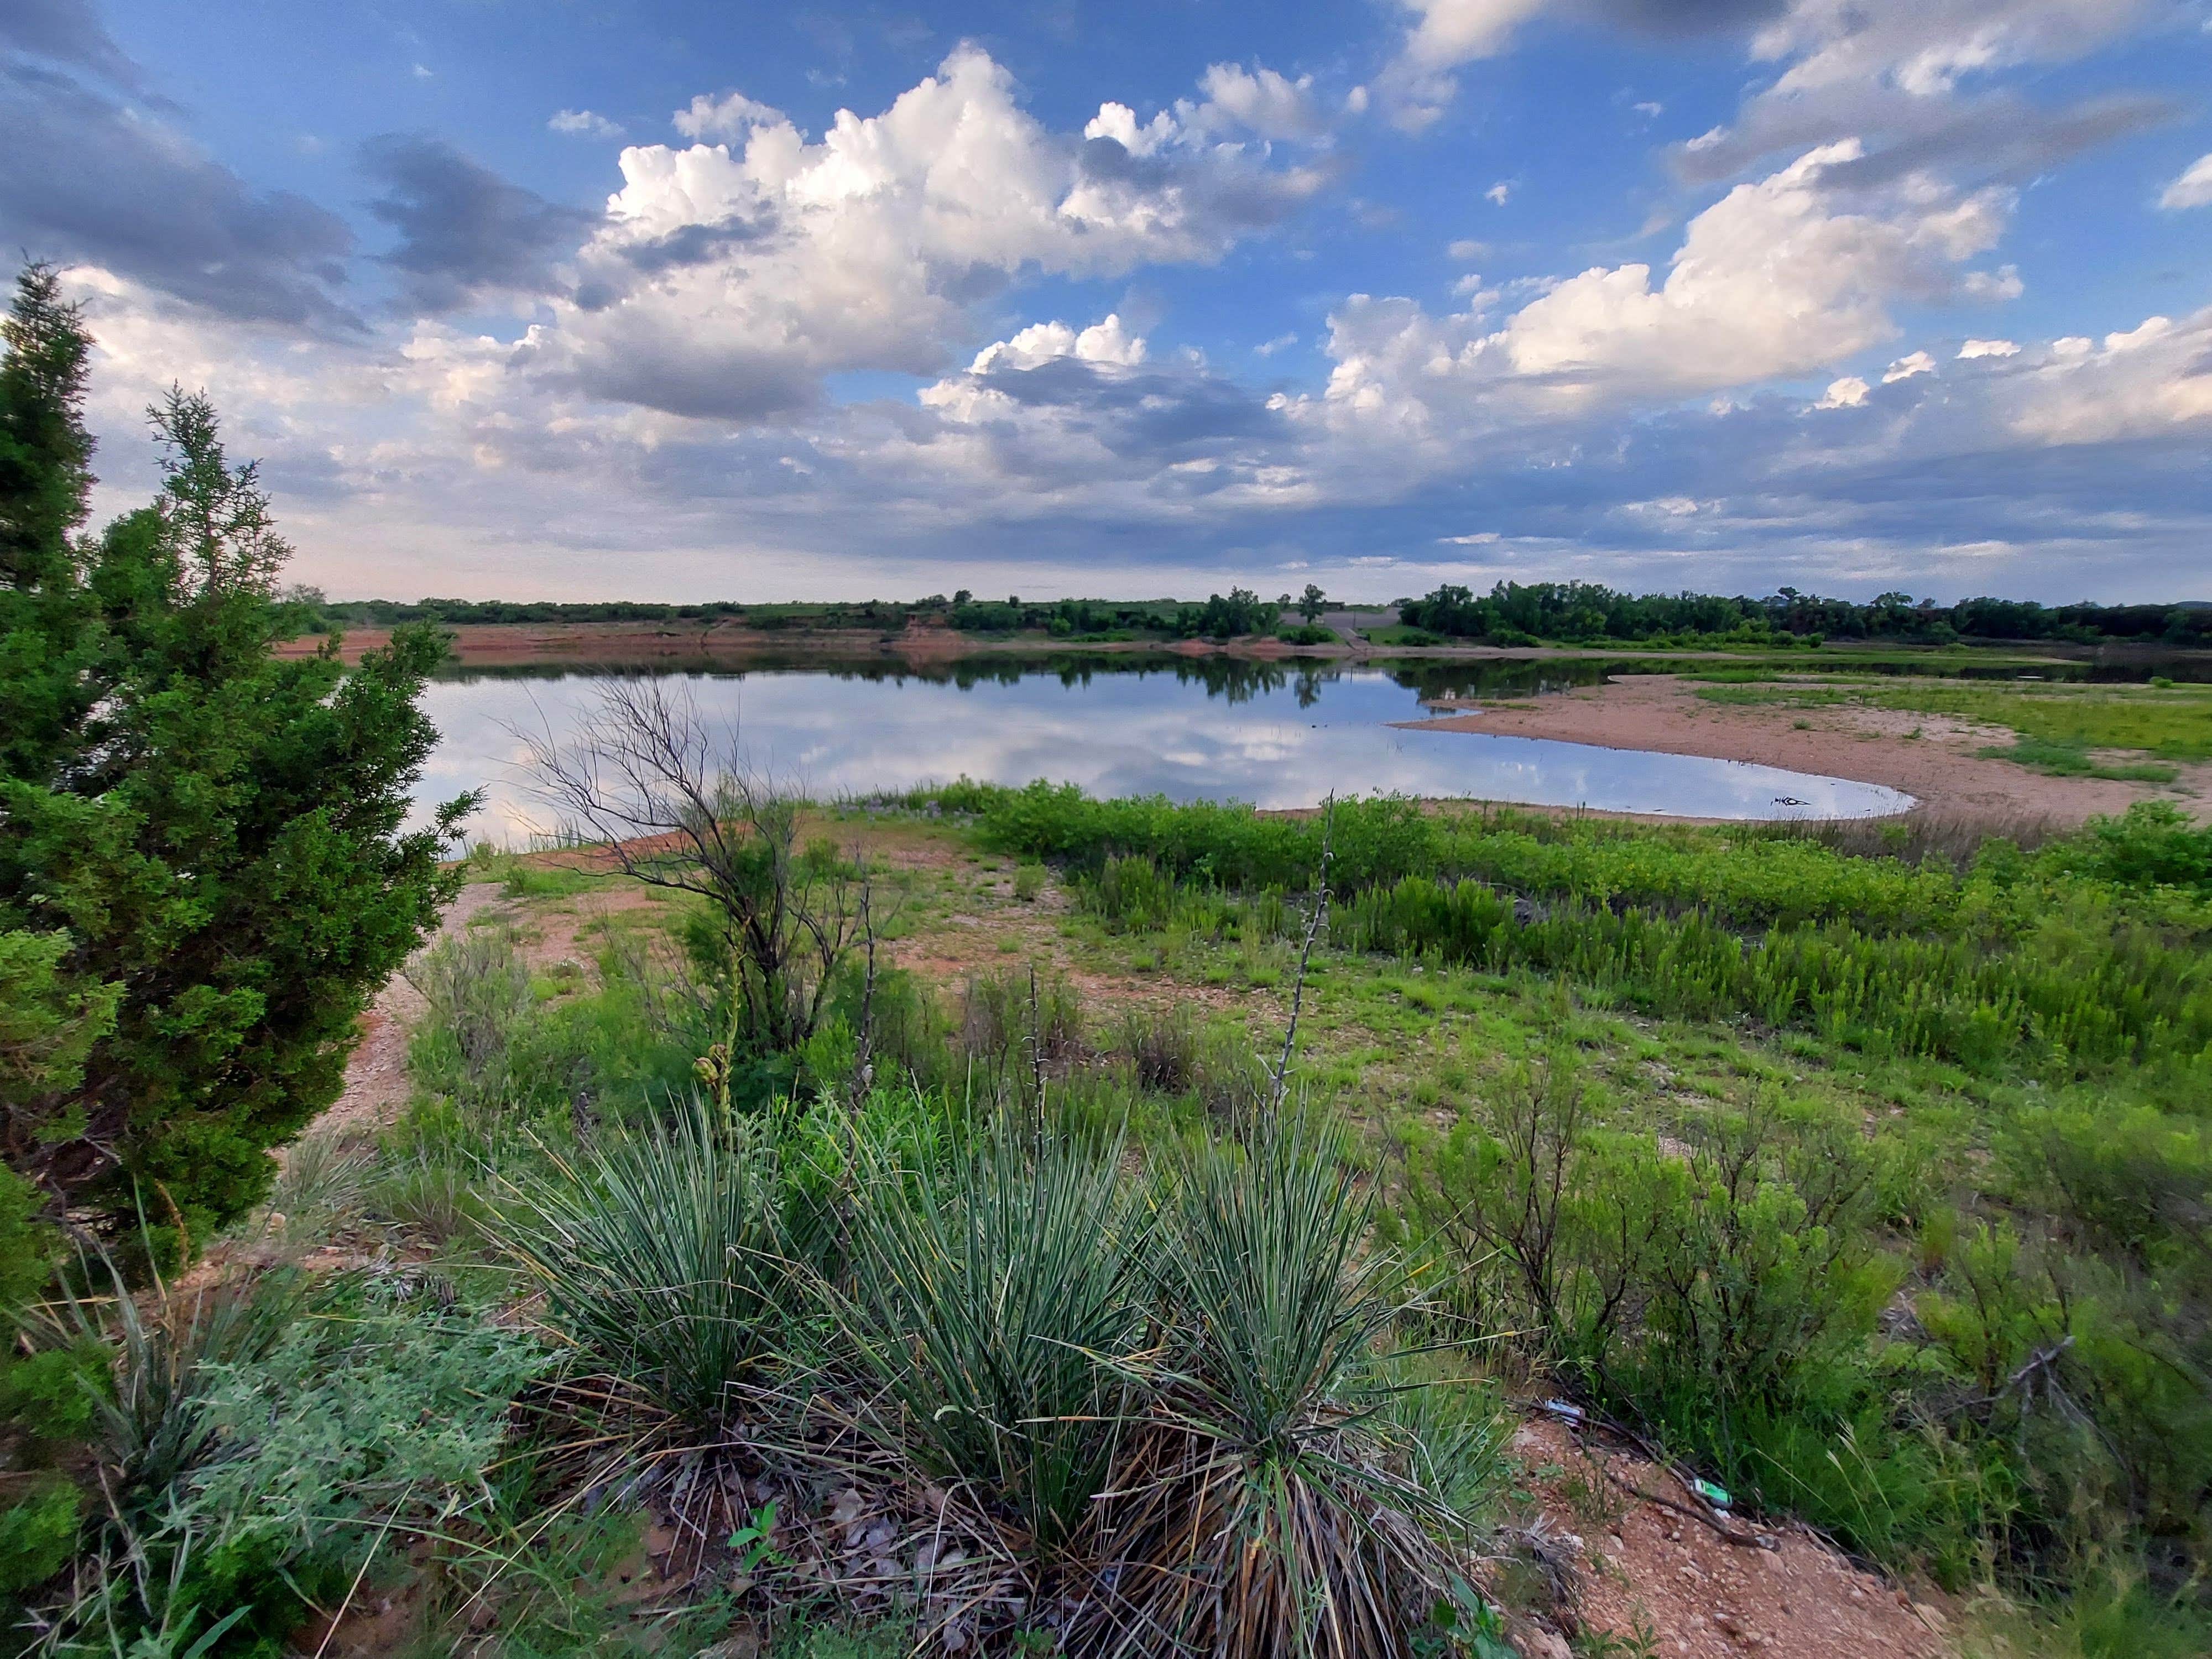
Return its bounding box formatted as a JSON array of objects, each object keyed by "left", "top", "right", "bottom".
[
  {"left": 1699, "top": 677, "right": 2212, "bottom": 761},
  {"left": 28, "top": 791, "right": 2199, "bottom": 1656},
  {"left": 1974, "top": 736, "right": 2180, "bottom": 782},
  {"left": 938, "top": 782, "right": 2212, "bottom": 1630}
]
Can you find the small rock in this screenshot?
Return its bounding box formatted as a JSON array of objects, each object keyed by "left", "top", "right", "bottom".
[{"left": 1911, "top": 1602, "right": 1948, "bottom": 1635}]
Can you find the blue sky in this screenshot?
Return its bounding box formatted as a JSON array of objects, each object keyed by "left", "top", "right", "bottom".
[{"left": 6, "top": 0, "right": 2210, "bottom": 603}]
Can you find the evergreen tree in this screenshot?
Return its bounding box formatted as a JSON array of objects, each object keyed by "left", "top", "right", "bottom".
[{"left": 0, "top": 264, "right": 473, "bottom": 1254}]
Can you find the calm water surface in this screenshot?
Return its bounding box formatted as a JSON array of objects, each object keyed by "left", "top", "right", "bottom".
[{"left": 414, "top": 658, "right": 1913, "bottom": 843}]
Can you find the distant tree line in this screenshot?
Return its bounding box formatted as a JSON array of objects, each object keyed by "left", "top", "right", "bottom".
[
  {"left": 1398, "top": 581, "right": 2212, "bottom": 648},
  {"left": 303, "top": 588, "right": 1293, "bottom": 642},
  {"left": 296, "top": 581, "right": 2212, "bottom": 649}
]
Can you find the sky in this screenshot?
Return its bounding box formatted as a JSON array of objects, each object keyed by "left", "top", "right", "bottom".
[{"left": 4, "top": 0, "right": 2210, "bottom": 604}]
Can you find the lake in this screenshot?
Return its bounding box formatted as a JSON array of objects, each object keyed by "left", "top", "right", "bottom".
[{"left": 414, "top": 656, "right": 1914, "bottom": 844}]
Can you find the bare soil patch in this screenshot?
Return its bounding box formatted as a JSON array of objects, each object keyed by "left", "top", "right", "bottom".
[
  {"left": 1504, "top": 1417, "right": 1949, "bottom": 1659},
  {"left": 306, "top": 882, "right": 505, "bottom": 1147}
]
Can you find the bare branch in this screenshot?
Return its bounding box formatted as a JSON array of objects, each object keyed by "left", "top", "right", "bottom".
[{"left": 1269, "top": 793, "right": 1336, "bottom": 1118}]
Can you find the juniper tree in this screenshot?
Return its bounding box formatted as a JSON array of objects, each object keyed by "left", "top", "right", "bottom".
[{"left": 0, "top": 263, "right": 473, "bottom": 1254}]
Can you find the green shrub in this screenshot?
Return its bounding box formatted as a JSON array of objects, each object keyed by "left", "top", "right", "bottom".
[
  {"left": 956, "top": 966, "right": 1085, "bottom": 1101},
  {"left": 2053, "top": 801, "right": 2212, "bottom": 893},
  {"left": 0, "top": 1478, "right": 77, "bottom": 1597},
  {"left": 1, "top": 269, "right": 470, "bottom": 1237},
  {"left": 19, "top": 1261, "right": 539, "bottom": 1655},
  {"left": 1394, "top": 1060, "right": 1924, "bottom": 1556}
]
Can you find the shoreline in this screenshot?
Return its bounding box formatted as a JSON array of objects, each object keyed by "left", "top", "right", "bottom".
[{"left": 1400, "top": 674, "right": 2208, "bottom": 828}]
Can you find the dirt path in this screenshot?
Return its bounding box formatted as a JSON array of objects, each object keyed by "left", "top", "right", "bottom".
[
  {"left": 306, "top": 882, "right": 506, "bottom": 1146},
  {"left": 1400, "top": 673, "right": 2206, "bottom": 827}
]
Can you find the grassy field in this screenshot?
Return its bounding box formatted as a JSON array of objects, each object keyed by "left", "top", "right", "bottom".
[{"left": 18, "top": 786, "right": 2212, "bottom": 1656}]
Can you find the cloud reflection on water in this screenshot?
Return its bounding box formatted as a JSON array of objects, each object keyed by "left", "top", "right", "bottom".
[{"left": 413, "top": 665, "right": 1913, "bottom": 846}]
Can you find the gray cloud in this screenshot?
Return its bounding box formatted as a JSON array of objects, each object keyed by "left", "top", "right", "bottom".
[
  {"left": 1, "top": 0, "right": 139, "bottom": 87},
  {"left": 1682, "top": 86, "right": 2180, "bottom": 187},
  {"left": 611, "top": 210, "right": 780, "bottom": 275},
  {"left": 0, "top": 55, "right": 356, "bottom": 327},
  {"left": 1077, "top": 133, "right": 1340, "bottom": 234},
  {"left": 1811, "top": 93, "right": 2177, "bottom": 187},
  {"left": 361, "top": 134, "right": 590, "bottom": 311},
  {"left": 559, "top": 327, "right": 828, "bottom": 422},
  {"left": 1571, "top": 0, "right": 1788, "bottom": 38}
]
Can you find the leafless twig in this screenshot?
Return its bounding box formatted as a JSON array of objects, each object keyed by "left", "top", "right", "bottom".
[{"left": 1268, "top": 792, "right": 1336, "bottom": 1117}]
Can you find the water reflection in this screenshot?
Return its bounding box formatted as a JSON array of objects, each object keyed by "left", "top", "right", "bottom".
[{"left": 418, "top": 659, "right": 1911, "bottom": 844}]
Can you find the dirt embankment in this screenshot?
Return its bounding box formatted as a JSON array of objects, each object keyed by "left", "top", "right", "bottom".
[{"left": 1401, "top": 673, "right": 2208, "bottom": 828}]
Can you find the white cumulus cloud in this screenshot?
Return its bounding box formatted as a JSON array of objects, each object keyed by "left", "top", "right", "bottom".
[
  {"left": 2001, "top": 310, "right": 2212, "bottom": 444},
  {"left": 673, "top": 91, "right": 785, "bottom": 141},
  {"left": 493, "top": 48, "right": 1332, "bottom": 423},
  {"left": 2159, "top": 153, "right": 2212, "bottom": 211},
  {"left": 1305, "top": 141, "right": 2008, "bottom": 441}
]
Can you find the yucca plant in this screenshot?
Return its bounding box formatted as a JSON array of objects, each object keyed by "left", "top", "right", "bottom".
[
  {"left": 1154, "top": 1117, "right": 1399, "bottom": 1453},
  {"left": 1082, "top": 1118, "right": 1483, "bottom": 1659},
  {"left": 498, "top": 1100, "right": 786, "bottom": 1429},
  {"left": 19, "top": 1260, "right": 305, "bottom": 1646},
  {"left": 837, "top": 1118, "right": 1144, "bottom": 1552}
]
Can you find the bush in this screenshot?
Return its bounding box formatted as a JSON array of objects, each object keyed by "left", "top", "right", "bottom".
[
  {"left": 1394, "top": 1059, "right": 1919, "bottom": 1554},
  {"left": 0, "top": 1478, "right": 77, "bottom": 1598},
  {"left": 16, "top": 1259, "right": 540, "bottom": 1654}
]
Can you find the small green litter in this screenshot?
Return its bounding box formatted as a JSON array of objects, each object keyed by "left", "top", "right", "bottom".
[{"left": 1689, "top": 1477, "right": 1731, "bottom": 1511}]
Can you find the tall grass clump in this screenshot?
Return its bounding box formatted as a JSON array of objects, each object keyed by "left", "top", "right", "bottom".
[
  {"left": 836, "top": 1119, "right": 1144, "bottom": 1552},
  {"left": 498, "top": 1100, "right": 786, "bottom": 1429},
  {"left": 1075, "top": 1118, "right": 1487, "bottom": 1658}
]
